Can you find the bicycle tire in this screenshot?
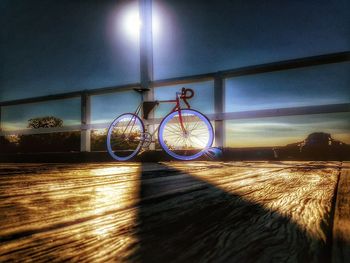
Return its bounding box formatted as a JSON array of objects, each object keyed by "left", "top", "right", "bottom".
[
  {"left": 106, "top": 113, "right": 144, "bottom": 161},
  {"left": 158, "top": 109, "right": 214, "bottom": 160}
]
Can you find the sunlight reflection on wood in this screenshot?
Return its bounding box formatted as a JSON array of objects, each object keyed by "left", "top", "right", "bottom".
[
  {"left": 0, "top": 161, "right": 346, "bottom": 262},
  {"left": 0, "top": 163, "right": 142, "bottom": 262}
]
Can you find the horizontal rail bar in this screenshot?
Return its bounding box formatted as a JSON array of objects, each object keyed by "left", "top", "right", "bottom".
[
  {"left": 1, "top": 52, "right": 348, "bottom": 106},
  {"left": 1, "top": 103, "right": 349, "bottom": 136},
  {"left": 0, "top": 123, "right": 116, "bottom": 136},
  {"left": 85, "top": 83, "right": 140, "bottom": 96},
  {"left": 210, "top": 103, "right": 350, "bottom": 120},
  {"left": 0, "top": 91, "right": 83, "bottom": 107},
  {"left": 152, "top": 73, "right": 215, "bottom": 87},
  {"left": 220, "top": 51, "right": 350, "bottom": 78},
  {"left": 0, "top": 83, "right": 140, "bottom": 107},
  {"left": 151, "top": 51, "right": 350, "bottom": 87},
  {"left": 0, "top": 125, "right": 83, "bottom": 136}
]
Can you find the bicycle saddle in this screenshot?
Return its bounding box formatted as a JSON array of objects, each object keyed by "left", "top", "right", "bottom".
[{"left": 133, "top": 88, "right": 150, "bottom": 93}]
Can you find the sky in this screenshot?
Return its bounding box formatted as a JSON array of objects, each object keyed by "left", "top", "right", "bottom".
[
  {"left": 1, "top": 0, "right": 349, "bottom": 147},
  {"left": 226, "top": 112, "right": 350, "bottom": 147}
]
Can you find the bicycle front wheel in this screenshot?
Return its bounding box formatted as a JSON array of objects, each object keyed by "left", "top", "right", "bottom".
[
  {"left": 106, "top": 113, "right": 144, "bottom": 161},
  {"left": 158, "top": 109, "right": 214, "bottom": 160}
]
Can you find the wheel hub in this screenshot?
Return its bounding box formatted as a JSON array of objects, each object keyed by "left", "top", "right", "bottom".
[{"left": 183, "top": 131, "right": 190, "bottom": 138}]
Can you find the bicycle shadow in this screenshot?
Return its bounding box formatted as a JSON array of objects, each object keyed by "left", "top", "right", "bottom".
[{"left": 127, "top": 162, "right": 332, "bottom": 263}]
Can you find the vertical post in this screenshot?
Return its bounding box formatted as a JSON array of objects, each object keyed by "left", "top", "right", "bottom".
[
  {"left": 0, "top": 106, "right": 2, "bottom": 132},
  {"left": 81, "top": 92, "right": 91, "bottom": 152},
  {"left": 139, "top": 0, "right": 155, "bottom": 149},
  {"left": 214, "top": 74, "right": 225, "bottom": 148},
  {"left": 139, "top": 0, "right": 153, "bottom": 92}
]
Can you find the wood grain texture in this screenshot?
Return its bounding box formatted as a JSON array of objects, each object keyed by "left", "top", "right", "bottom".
[
  {"left": 332, "top": 162, "right": 350, "bottom": 263},
  {"left": 0, "top": 161, "right": 345, "bottom": 262}
]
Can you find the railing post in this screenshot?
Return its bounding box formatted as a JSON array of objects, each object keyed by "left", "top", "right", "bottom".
[
  {"left": 80, "top": 92, "right": 91, "bottom": 152},
  {"left": 214, "top": 74, "right": 225, "bottom": 148},
  {"left": 139, "top": 0, "right": 155, "bottom": 149},
  {"left": 0, "top": 105, "right": 2, "bottom": 132}
]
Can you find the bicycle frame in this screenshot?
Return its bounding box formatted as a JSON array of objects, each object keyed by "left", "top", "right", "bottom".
[
  {"left": 133, "top": 88, "right": 194, "bottom": 138},
  {"left": 107, "top": 87, "right": 214, "bottom": 161}
]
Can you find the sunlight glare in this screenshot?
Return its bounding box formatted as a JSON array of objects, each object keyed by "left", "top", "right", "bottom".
[
  {"left": 121, "top": 6, "right": 141, "bottom": 40},
  {"left": 92, "top": 166, "right": 138, "bottom": 176},
  {"left": 119, "top": 3, "right": 161, "bottom": 42}
]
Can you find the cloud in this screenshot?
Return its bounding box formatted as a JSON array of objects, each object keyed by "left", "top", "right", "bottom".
[{"left": 225, "top": 113, "right": 350, "bottom": 147}]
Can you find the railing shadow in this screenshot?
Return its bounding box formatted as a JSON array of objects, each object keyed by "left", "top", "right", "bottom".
[{"left": 128, "top": 162, "right": 331, "bottom": 263}]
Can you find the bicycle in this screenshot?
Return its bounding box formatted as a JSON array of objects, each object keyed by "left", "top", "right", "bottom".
[{"left": 106, "top": 87, "right": 214, "bottom": 161}]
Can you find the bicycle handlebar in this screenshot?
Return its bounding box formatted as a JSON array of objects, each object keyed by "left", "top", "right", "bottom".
[
  {"left": 180, "top": 87, "right": 194, "bottom": 109},
  {"left": 181, "top": 87, "right": 194, "bottom": 99}
]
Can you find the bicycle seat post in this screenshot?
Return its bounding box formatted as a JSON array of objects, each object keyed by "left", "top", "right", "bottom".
[
  {"left": 133, "top": 88, "right": 150, "bottom": 97},
  {"left": 134, "top": 87, "right": 156, "bottom": 150}
]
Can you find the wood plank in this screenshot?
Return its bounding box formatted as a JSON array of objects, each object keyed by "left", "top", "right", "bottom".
[
  {"left": 0, "top": 161, "right": 343, "bottom": 262},
  {"left": 332, "top": 162, "right": 350, "bottom": 263}
]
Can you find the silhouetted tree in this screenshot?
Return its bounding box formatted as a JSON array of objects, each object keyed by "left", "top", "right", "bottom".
[
  {"left": 17, "top": 116, "right": 80, "bottom": 152},
  {"left": 27, "top": 116, "right": 63, "bottom": 129}
]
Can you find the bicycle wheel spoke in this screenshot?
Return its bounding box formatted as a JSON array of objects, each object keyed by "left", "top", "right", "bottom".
[
  {"left": 165, "top": 126, "right": 183, "bottom": 135},
  {"left": 191, "top": 136, "right": 207, "bottom": 147},
  {"left": 159, "top": 109, "right": 213, "bottom": 160},
  {"left": 172, "top": 136, "right": 183, "bottom": 148},
  {"left": 107, "top": 113, "right": 144, "bottom": 161},
  {"left": 192, "top": 131, "right": 210, "bottom": 137},
  {"left": 184, "top": 113, "right": 191, "bottom": 131},
  {"left": 189, "top": 120, "right": 201, "bottom": 132}
]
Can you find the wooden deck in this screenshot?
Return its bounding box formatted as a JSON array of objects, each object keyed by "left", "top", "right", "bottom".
[{"left": 0, "top": 161, "right": 348, "bottom": 262}]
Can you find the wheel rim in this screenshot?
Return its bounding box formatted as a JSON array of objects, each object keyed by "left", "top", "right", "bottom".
[
  {"left": 158, "top": 109, "right": 214, "bottom": 160},
  {"left": 107, "top": 114, "right": 144, "bottom": 161}
]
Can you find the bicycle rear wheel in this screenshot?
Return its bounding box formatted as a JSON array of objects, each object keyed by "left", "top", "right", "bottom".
[
  {"left": 158, "top": 109, "right": 214, "bottom": 160},
  {"left": 106, "top": 113, "right": 144, "bottom": 161}
]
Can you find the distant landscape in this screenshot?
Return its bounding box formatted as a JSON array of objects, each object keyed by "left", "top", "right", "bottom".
[
  {"left": 1, "top": 115, "right": 349, "bottom": 160},
  {"left": 1, "top": 129, "right": 349, "bottom": 161}
]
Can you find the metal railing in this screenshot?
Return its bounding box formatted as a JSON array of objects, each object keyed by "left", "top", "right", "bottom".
[{"left": 1, "top": 51, "right": 349, "bottom": 151}]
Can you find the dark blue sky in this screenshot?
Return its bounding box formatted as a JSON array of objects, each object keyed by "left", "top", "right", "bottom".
[
  {"left": 154, "top": 0, "right": 349, "bottom": 78},
  {"left": 1, "top": 0, "right": 349, "bottom": 101},
  {"left": 1, "top": 0, "right": 140, "bottom": 100},
  {"left": 1, "top": 0, "right": 349, "bottom": 145}
]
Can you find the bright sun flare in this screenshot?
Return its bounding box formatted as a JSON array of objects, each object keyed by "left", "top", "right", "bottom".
[
  {"left": 120, "top": 4, "right": 160, "bottom": 41},
  {"left": 122, "top": 9, "right": 142, "bottom": 39}
]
